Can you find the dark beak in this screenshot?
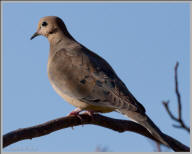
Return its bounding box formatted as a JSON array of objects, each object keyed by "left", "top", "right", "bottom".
[{"left": 30, "top": 32, "right": 39, "bottom": 40}]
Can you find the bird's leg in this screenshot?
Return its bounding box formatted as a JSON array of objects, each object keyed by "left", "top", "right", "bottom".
[
  {"left": 67, "top": 108, "right": 82, "bottom": 119},
  {"left": 67, "top": 108, "right": 83, "bottom": 122},
  {"left": 67, "top": 108, "right": 84, "bottom": 129}
]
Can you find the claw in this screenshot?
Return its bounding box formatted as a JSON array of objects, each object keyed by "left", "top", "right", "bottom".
[
  {"left": 84, "top": 110, "right": 95, "bottom": 121},
  {"left": 67, "top": 108, "right": 83, "bottom": 126},
  {"left": 67, "top": 108, "right": 82, "bottom": 116}
]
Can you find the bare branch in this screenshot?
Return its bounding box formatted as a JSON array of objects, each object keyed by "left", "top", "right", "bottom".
[
  {"left": 163, "top": 62, "right": 190, "bottom": 133},
  {"left": 173, "top": 124, "right": 184, "bottom": 129},
  {"left": 175, "top": 62, "right": 182, "bottom": 120},
  {"left": 162, "top": 101, "right": 178, "bottom": 122},
  {"left": 3, "top": 114, "right": 189, "bottom": 151}
]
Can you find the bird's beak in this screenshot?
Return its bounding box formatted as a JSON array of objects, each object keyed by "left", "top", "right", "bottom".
[{"left": 30, "top": 32, "right": 39, "bottom": 40}]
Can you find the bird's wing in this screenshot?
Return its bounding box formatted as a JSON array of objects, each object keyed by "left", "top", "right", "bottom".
[{"left": 80, "top": 47, "right": 146, "bottom": 114}]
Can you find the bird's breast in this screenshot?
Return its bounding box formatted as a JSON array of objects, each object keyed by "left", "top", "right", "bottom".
[
  {"left": 47, "top": 51, "right": 96, "bottom": 100},
  {"left": 47, "top": 49, "right": 115, "bottom": 113}
]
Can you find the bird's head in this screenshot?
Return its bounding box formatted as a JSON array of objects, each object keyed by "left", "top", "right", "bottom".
[{"left": 30, "top": 16, "right": 67, "bottom": 40}]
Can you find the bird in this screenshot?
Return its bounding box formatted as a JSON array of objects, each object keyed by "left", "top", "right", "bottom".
[{"left": 31, "top": 16, "right": 170, "bottom": 147}]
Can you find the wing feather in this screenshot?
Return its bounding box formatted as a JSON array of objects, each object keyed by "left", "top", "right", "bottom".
[{"left": 81, "top": 46, "right": 146, "bottom": 114}]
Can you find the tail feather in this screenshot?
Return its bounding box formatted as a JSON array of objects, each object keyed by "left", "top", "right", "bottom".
[
  {"left": 139, "top": 115, "right": 168, "bottom": 146},
  {"left": 117, "top": 109, "right": 169, "bottom": 146}
]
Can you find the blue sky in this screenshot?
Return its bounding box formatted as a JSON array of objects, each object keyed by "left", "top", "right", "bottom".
[{"left": 2, "top": 2, "right": 190, "bottom": 152}]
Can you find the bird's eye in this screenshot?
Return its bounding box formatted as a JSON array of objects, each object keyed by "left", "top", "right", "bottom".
[{"left": 42, "top": 21, "right": 48, "bottom": 27}]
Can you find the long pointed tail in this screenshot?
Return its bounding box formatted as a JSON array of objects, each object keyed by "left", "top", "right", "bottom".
[
  {"left": 138, "top": 115, "right": 168, "bottom": 146},
  {"left": 117, "top": 109, "right": 169, "bottom": 146}
]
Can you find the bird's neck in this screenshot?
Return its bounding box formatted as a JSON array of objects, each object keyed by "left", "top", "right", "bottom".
[
  {"left": 48, "top": 30, "right": 72, "bottom": 44},
  {"left": 48, "top": 31, "right": 79, "bottom": 59}
]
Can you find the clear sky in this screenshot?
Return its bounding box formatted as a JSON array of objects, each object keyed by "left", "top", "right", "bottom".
[{"left": 2, "top": 2, "right": 190, "bottom": 152}]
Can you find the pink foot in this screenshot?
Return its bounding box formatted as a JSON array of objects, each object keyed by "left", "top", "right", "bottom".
[
  {"left": 84, "top": 110, "right": 95, "bottom": 120},
  {"left": 67, "top": 108, "right": 83, "bottom": 121},
  {"left": 84, "top": 110, "right": 94, "bottom": 116}
]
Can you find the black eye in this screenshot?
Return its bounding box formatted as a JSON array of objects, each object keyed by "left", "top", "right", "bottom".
[{"left": 42, "top": 21, "right": 48, "bottom": 27}]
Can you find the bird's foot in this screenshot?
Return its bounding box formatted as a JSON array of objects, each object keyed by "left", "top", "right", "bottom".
[
  {"left": 67, "top": 108, "right": 83, "bottom": 121},
  {"left": 83, "top": 110, "right": 95, "bottom": 121},
  {"left": 67, "top": 108, "right": 84, "bottom": 129}
]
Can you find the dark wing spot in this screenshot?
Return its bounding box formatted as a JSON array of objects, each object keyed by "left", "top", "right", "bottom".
[
  {"left": 113, "top": 97, "right": 116, "bottom": 102},
  {"left": 92, "top": 99, "right": 100, "bottom": 103},
  {"left": 80, "top": 79, "right": 86, "bottom": 84}
]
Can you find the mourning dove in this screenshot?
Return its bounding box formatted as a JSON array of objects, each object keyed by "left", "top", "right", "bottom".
[{"left": 31, "top": 16, "right": 169, "bottom": 147}]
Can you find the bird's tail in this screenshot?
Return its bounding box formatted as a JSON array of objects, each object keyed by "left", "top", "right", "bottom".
[
  {"left": 138, "top": 115, "right": 168, "bottom": 146},
  {"left": 117, "top": 109, "right": 169, "bottom": 146}
]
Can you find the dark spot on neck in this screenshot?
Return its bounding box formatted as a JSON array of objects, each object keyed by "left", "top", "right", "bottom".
[{"left": 49, "top": 28, "right": 58, "bottom": 35}]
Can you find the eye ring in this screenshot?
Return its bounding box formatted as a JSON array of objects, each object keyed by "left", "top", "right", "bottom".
[{"left": 41, "top": 21, "right": 48, "bottom": 27}]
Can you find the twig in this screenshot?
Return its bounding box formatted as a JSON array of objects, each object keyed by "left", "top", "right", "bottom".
[
  {"left": 175, "top": 62, "right": 182, "bottom": 120},
  {"left": 163, "top": 62, "right": 190, "bottom": 133},
  {"left": 3, "top": 113, "right": 189, "bottom": 151}
]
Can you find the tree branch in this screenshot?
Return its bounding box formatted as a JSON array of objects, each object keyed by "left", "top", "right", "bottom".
[
  {"left": 3, "top": 113, "right": 189, "bottom": 151},
  {"left": 163, "top": 62, "right": 190, "bottom": 133},
  {"left": 175, "top": 62, "right": 182, "bottom": 120}
]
